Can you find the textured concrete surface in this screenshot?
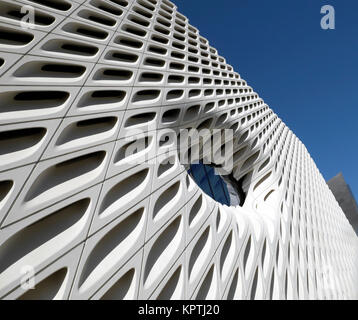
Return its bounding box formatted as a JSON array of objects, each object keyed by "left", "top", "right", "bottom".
[{"left": 0, "top": 0, "right": 357, "bottom": 300}]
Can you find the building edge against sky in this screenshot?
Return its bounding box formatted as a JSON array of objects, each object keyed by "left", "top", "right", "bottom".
[
  {"left": 328, "top": 173, "right": 358, "bottom": 236},
  {"left": 0, "top": 0, "right": 357, "bottom": 299}
]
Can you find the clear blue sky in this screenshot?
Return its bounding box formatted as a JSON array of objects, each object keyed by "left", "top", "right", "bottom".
[{"left": 175, "top": 0, "right": 358, "bottom": 199}]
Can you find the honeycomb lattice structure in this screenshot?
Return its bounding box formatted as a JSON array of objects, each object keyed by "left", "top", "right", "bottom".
[{"left": 0, "top": 0, "right": 357, "bottom": 300}]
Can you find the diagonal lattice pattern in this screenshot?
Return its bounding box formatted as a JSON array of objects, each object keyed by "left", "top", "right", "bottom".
[{"left": 0, "top": 0, "right": 357, "bottom": 300}]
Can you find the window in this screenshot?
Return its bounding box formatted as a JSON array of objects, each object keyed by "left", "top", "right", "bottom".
[{"left": 187, "top": 162, "right": 232, "bottom": 206}]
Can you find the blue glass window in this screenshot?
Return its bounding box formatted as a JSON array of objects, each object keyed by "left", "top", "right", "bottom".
[{"left": 188, "top": 162, "right": 231, "bottom": 206}]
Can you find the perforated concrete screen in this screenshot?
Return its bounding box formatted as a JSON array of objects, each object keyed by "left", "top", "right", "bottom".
[{"left": 0, "top": 0, "right": 357, "bottom": 300}]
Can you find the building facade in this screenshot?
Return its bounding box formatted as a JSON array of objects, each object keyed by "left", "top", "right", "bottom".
[
  {"left": 0, "top": 0, "right": 357, "bottom": 299},
  {"left": 328, "top": 173, "right": 358, "bottom": 236}
]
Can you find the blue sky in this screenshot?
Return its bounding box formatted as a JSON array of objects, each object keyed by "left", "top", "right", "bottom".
[{"left": 176, "top": 0, "right": 358, "bottom": 199}]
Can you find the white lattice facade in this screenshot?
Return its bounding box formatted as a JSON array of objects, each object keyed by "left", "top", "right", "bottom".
[{"left": 0, "top": 0, "right": 357, "bottom": 300}]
